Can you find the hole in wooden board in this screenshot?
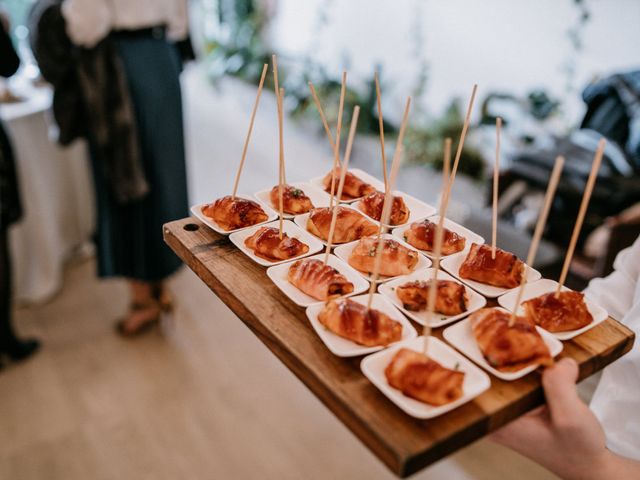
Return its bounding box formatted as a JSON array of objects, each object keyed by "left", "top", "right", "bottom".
[{"left": 183, "top": 223, "right": 200, "bottom": 232}]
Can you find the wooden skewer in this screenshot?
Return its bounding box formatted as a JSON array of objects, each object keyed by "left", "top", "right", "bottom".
[
  {"left": 556, "top": 138, "right": 606, "bottom": 294},
  {"left": 366, "top": 145, "right": 403, "bottom": 310},
  {"left": 439, "top": 84, "right": 478, "bottom": 220},
  {"left": 308, "top": 82, "right": 335, "bottom": 150},
  {"left": 377, "top": 96, "right": 411, "bottom": 234},
  {"left": 329, "top": 72, "right": 348, "bottom": 209},
  {"left": 323, "top": 106, "right": 361, "bottom": 265},
  {"left": 442, "top": 138, "right": 451, "bottom": 195},
  {"left": 232, "top": 63, "right": 268, "bottom": 199},
  {"left": 277, "top": 88, "right": 285, "bottom": 239},
  {"left": 509, "top": 156, "right": 565, "bottom": 326},
  {"left": 492, "top": 117, "right": 502, "bottom": 259},
  {"left": 374, "top": 71, "right": 388, "bottom": 191},
  {"left": 421, "top": 85, "right": 478, "bottom": 352},
  {"left": 423, "top": 140, "right": 454, "bottom": 354}
]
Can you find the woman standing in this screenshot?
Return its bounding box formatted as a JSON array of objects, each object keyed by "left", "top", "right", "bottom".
[
  {"left": 0, "top": 17, "right": 40, "bottom": 363},
  {"left": 61, "top": 0, "right": 190, "bottom": 335}
]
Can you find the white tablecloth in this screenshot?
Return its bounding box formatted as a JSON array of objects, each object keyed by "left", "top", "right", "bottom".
[{"left": 1, "top": 82, "right": 94, "bottom": 304}]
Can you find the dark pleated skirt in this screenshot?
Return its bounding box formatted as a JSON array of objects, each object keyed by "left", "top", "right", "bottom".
[{"left": 89, "top": 34, "right": 188, "bottom": 281}]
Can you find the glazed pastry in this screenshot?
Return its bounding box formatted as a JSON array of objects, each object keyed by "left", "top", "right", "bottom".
[
  {"left": 287, "top": 258, "right": 354, "bottom": 300},
  {"left": 269, "top": 185, "right": 314, "bottom": 215},
  {"left": 322, "top": 168, "right": 376, "bottom": 200},
  {"left": 395, "top": 280, "right": 467, "bottom": 315},
  {"left": 403, "top": 219, "right": 466, "bottom": 255},
  {"left": 459, "top": 243, "right": 524, "bottom": 289},
  {"left": 244, "top": 227, "right": 309, "bottom": 261},
  {"left": 347, "top": 237, "right": 419, "bottom": 277},
  {"left": 306, "top": 206, "right": 377, "bottom": 244},
  {"left": 522, "top": 291, "right": 593, "bottom": 332},
  {"left": 202, "top": 195, "right": 268, "bottom": 231},
  {"left": 358, "top": 191, "right": 409, "bottom": 225}
]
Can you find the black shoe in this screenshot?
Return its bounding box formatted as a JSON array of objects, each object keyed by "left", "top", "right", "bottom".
[{"left": 1, "top": 338, "right": 41, "bottom": 362}]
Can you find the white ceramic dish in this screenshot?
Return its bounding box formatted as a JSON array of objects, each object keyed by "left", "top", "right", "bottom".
[
  {"left": 392, "top": 215, "right": 485, "bottom": 259},
  {"left": 254, "top": 182, "right": 332, "bottom": 219},
  {"left": 497, "top": 278, "right": 609, "bottom": 341},
  {"left": 354, "top": 192, "right": 437, "bottom": 228},
  {"left": 293, "top": 203, "right": 379, "bottom": 246},
  {"left": 440, "top": 249, "right": 541, "bottom": 298},
  {"left": 378, "top": 268, "right": 487, "bottom": 328},
  {"left": 360, "top": 336, "right": 491, "bottom": 419},
  {"left": 266, "top": 253, "right": 370, "bottom": 307},
  {"left": 228, "top": 220, "right": 324, "bottom": 267},
  {"left": 190, "top": 195, "right": 278, "bottom": 236},
  {"left": 442, "top": 308, "right": 564, "bottom": 381},
  {"left": 305, "top": 293, "right": 417, "bottom": 357},
  {"left": 308, "top": 168, "right": 385, "bottom": 204},
  {"left": 333, "top": 233, "right": 431, "bottom": 284}
]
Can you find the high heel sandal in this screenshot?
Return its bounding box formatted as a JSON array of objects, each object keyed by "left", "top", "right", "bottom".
[{"left": 115, "top": 300, "right": 162, "bottom": 337}]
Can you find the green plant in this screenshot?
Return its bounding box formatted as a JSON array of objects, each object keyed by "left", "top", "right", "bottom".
[{"left": 404, "top": 100, "right": 485, "bottom": 180}]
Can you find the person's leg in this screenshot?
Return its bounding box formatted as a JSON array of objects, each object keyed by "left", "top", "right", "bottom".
[{"left": 0, "top": 227, "right": 39, "bottom": 361}]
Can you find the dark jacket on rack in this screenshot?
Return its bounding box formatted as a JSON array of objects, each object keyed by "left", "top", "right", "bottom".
[
  {"left": 0, "top": 28, "right": 22, "bottom": 229},
  {"left": 29, "top": 0, "right": 149, "bottom": 203}
]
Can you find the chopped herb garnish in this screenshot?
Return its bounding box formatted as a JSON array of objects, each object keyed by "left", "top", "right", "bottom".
[
  {"left": 291, "top": 188, "right": 304, "bottom": 198},
  {"left": 454, "top": 362, "right": 460, "bottom": 370}
]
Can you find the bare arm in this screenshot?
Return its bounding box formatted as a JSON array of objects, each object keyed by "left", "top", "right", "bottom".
[{"left": 492, "top": 358, "right": 640, "bottom": 480}]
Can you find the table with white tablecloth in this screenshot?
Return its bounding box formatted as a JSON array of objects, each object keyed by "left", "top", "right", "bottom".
[{"left": 1, "top": 81, "right": 94, "bottom": 304}]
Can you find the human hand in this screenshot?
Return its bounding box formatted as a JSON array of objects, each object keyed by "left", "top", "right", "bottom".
[{"left": 491, "top": 357, "right": 610, "bottom": 479}]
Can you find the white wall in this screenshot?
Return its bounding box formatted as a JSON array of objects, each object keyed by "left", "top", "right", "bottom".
[{"left": 269, "top": 0, "right": 640, "bottom": 124}]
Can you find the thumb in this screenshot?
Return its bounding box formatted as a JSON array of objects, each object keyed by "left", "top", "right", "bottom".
[{"left": 542, "top": 357, "right": 581, "bottom": 425}]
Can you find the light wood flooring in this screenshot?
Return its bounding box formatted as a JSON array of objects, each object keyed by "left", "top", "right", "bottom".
[{"left": 0, "top": 256, "right": 558, "bottom": 479}]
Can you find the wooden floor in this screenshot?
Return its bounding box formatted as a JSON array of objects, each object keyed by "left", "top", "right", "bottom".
[{"left": 0, "top": 257, "right": 558, "bottom": 479}]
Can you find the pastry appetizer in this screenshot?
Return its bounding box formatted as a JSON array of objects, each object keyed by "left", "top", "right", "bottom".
[
  {"left": 306, "top": 206, "right": 377, "bottom": 243},
  {"left": 522, "top": 291, "right": 593, "bottom": 332},
  {"left": 358, "top": 191, "right": 410, "bottom": 225},
  {"left": 322, "top": 168, "right": 376, "bottom": 200},
  {"left": 287, "top": 258, "right": 354, "bottom": 300},
  {"left": 403, "top": 219, "right": 466, "bottom": 255},
  {"left": 348, "top": 237, "right": 419, "bottom": 277},
  {"left": 385, "top": 348, "right": 465, "bottom": 406},
  {"left": 202, "top": 195, "right": 268, "bottom": 231},
  {"left": 269, "top": 185, "right": 314, "bottom": 215},
  {"left": 244, "top": 227, "right": 309, "bottom": 261},
  {"left": 318, "top": 298, "right": 402, "bottom": 347},
  {"left": 470, "top": 308, "right": 553, "bottom": 372},
  {"left": 396, "top": 280, "right": 468, "bottom": 315},
  {"left": 459, "top": 243, "right": 524, "bottom": 289}
]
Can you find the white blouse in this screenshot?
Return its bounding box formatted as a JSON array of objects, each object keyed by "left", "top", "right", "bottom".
[
  {"left": 584, "top": 235, "right": 640, "bottom": 460},
  {"left": 62, "top": 0, "right": 188, "bottom": 48}
]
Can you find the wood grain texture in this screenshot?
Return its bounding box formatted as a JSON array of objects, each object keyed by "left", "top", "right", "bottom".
[{"left": 163, "top": 217, "right": 635, "bottom": 478}]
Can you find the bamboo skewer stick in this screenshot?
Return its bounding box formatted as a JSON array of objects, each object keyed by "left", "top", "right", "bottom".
[
  {"left": 421, "top": 85, "right": 478, "bottom": 353},
  {"left": 442, "top": 138, "right": 451, "bottom": 194},
  {"left": 366, "top": 145, "right": 403, "bottom": 310},
  {"left": 376, "top": 97, "right": 411, "bottom": 234},
  {"left": 277, "top": 88, "right": 285, "bottom": 238},
  {"left": 323, "top": 106, "right": 361, "bottom": 265},
  {"left": 308, "top": 82, "right": 335, "bottom": 150},
  {"left": 374, "top": 71, "right": 388, "bottom": 191},
  {"left": 556, "top": 138, "right": 606, "bottom": 294},
  {"left": 329, "top": 72, "right": 348, "bottom": 209},
  {"left": 509, "top": 156, "right": 565, "bottom": 326},
  {"left": 231, "top": 63, "right": 268, "bottom": 199},
  {"left": 492, "top": 117, "right": 502, "bottom": 259}
]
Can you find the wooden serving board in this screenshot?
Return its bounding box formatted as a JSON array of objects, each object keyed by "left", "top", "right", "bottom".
[{"left": 164, "top": 217, "right": 635, "bottom": 477}]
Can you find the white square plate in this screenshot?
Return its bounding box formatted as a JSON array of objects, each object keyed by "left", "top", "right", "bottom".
[
  {"left": 229, "top": 220, "right": 324, "bottom": 267},
  {"left": 497, "top": 279, "right": 609, "bottom": 341},
  {"left": 378, "top": 268, "right": 487, "bottom": 328},
  {"left": 190, "top": 194, "right": 278, "bottom": 236},
  {"left": 354, "top": 192, "right": 437, "bottom": 228},
  {"left": 440, "top": 249, "right": 541, "bottom": 298},
  {"left": 442, "top": 308, "right": 564, "bottom": 381},
  {"left": 333, "top": 233, "right": 431, "bottom": 284},
  {"left": 392, "top": 215, "right": 485, "bottom": 259},
  {"left": 308, "top": 168, "right": 385, "bottom": 204},
  {"left": 305, "top": 293, "right": 417, "bottom": 357},
  {"left": 254, "top": 182, "right": 332, "bottom": 219},
  {"left": 266, "top": 253, "right": 370, "bottom": 307},
  {"left": 293, "top": 204, "right": 379, "bottom": 246},
  {"left": 360, "top": 336, "right": 491, "bottom": 419}
]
